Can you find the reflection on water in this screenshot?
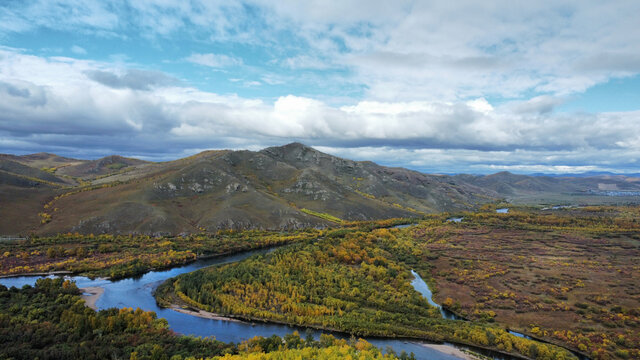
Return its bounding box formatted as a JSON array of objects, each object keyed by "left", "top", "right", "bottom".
[
  {"left": 508, "top": 330, "right": 532, "bottom": 339},
  {"left": 410, "top": 270, "right": 463, "bottom": 321},
  {"left": 1, "top": 248, "right": 468, "bottom": 360},
  {"left": 391, "top": 223, "right": 417, "bottom": 229}
]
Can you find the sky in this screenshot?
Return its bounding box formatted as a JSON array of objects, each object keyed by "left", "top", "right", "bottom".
[{"left": 1, "top": 1, "right": 640, "bottom": 174}]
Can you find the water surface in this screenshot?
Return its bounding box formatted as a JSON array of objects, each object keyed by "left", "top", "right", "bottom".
[
  {"left": 0, "top": 248, "right": 468, "bottom": 360},
  {"left": 410, "top": 270, "right": 463, "bottom": 321}
]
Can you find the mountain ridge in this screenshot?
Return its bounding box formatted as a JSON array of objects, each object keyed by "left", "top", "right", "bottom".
[{"left": 2, "top": 143, "right": 640, "bottom": 236}]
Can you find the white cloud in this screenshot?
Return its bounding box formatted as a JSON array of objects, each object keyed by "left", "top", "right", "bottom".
[
  {"left": 70, "top": 45, "right": 87, "bottom": 55},
  {"left": 3, "top": 1, "right": 640, "bottom": 102},
  {"left": 0, "top": 0, "right": 119, "bottom": 35},
  {"left": 465, "top": 98, "right": 493, "bottom": 115},
  {"left": 1, "top": 48, "right": 639, "bottom": 165},
  {"left": 315, "top": 146, "right": 640, "bottom": 175},
  {"left": 255, "top": 0, "right": 640, "bottom": 101},
  {"left": 186, "top": 53, "right": 243, "bottom": 68},
  {"left": 243, "top": 80, "right": 262, "bottom": 87},
  {"left": 282, "top": 55, "right": 332, "bottom": 70},
  {"left": 2, "top": 0, "right": 640, "bottom": 174}
]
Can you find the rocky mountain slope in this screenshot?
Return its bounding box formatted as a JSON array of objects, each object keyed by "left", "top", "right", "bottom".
[{"left": 2, "top": 143, "right": 639, "bottom": 236}]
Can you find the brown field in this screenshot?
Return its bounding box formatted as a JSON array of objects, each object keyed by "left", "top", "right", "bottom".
[{"left": 414, "top": 208, "right": 640, "bottom": 359}]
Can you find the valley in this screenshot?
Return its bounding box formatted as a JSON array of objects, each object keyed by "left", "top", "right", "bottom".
[
  {"left": 153, "top": 207, "right": 640, "bottom": 359},
  {"left": 1, "top": 145, "right": 639, "bottom": 360},
  {"left": 4, "top": 1, "right": 639, "bottom": 359}
]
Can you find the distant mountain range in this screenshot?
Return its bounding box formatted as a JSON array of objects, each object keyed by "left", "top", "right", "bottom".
[
  {"left": 529, "top": 171, "right": 640, "bottom": 178},
  {"left": 2, "top": 143, "right": 640, "bottom": 236}
]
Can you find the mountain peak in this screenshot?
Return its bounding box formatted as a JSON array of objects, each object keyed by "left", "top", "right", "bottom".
[
  {"left": 278, "top": 142, "right": 312, "bottom": 151},
  {"left": 261, "top": 142, "right": 322, "bottom": 158}
]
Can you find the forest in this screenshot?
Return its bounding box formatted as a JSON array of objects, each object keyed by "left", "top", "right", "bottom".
[
  {"left": 0, "top": 229, "right": 323, "bottom": 279},
  {"left": 0, "top": 278, "right": 400, "bottom": 360},
  {"left": 2, "top": 207, "right": 638, "bottom": 359},
  {"left": 0, "top": 218, "right": 414, "bottom": 280},
  {"left": 156, "top": 220, "right": 576, "bottom": 360}
]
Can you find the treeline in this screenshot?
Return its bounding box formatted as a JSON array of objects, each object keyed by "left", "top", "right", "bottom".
[
  {"left": 0, "top": 278, "right": 401, "bottom": 360},
  {"left": 157, "top": 227, "right": 576, "bottom": 360},
  {"left": 214, "top": 333, "right": 408, "bottom": 360},
  {"left": 1, "top": 219, "right": 418, "bottom": 280},
  {"left": 0, "top": 278, "right": 234, "bottom": 359},
  {"left": 0, "top": 229, "right": 322, "bottom": 279},
  {"left": 462, "top": 205, "right": 640, "bottom": 233}
]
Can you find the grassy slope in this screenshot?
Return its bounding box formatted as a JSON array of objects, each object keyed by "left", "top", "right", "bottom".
[
  {"left": 0, "top": 184, "right": 57, "bottom": 235},
  {"left": 4, "top": 143, "right": 640, "bottom": 236}
]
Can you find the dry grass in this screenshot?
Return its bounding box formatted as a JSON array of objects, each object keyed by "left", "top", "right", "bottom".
[{"left": 414, "top": 211, "right": 640, "bottom": 359}]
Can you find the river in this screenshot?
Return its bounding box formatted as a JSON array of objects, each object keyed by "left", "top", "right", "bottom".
[
  {"left": 410, "top": 270, "right": 463, "bottom": 321},
  {"left": 0, "top": 247, "right": 483, "bottom": 360},
  {"left": 411, "top": 267, "right": 588, "bottom": 360}
]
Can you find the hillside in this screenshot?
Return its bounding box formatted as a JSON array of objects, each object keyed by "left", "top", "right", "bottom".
[
  {"left": 2, "top": 143, "right": 640, "bottom": 236},
  {"left": 456, "top": 171, "right": 640, "bottom": 203}
]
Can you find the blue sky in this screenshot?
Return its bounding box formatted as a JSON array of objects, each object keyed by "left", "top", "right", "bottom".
[{"left": 1, "top": 0, "right": 640, "bottom": 174}]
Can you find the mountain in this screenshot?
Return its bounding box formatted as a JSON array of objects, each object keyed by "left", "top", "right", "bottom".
[
  {"left": 456, "top": 170, "right": 640, "bottom": 199},
  {"left": 529, "top": 171, "right": 640, "bottom": 178},
  {"left": 2, "top": 143, "right": 640, "bottom": 236}
]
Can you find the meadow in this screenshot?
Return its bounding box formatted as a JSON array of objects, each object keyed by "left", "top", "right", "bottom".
[{"left": 418, "top": 206, "right": 640, "bottom": 359}]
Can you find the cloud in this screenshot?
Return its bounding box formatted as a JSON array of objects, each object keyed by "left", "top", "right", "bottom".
[
  {"left": 282, "top": 55, "right": 332, "bottom": 70},
  {"left": 257, "top": 0, "right": 640, "bottom": 101},
  {"left": 508, "top": 96, "right": 566, "bottom": 114},
  {"left": 1, "top": 47, "right": 639, "bottom": 173},
  {"left": 186, "top": 53, "right": 243, "bottom": 68},
  {"left": 1, "top": 1, "right": 640, "bottom": 174},
  {"left": 0, "top": 0, "right": 119, "bottom": 35},
  {"left": 0, "top": 81, "right": 33, "bottom": 99},
  {"left": 3, "top": 1, "right": 640, "bottom": 103},
  {"left": 0, "top": 80, "right": 47, "bottom": 106},
  {"left": 577, "top": 52, "right": 640, "bottom": 73},
  {"left": 70, "top": 45, "right": 87, "bottom": 55},
  {"left": 314, "top": 146, "right": 640, "bottom": 175},
  {"left": 243, "top": 80, "right": 262, "bottom": 87},
  {"left": 85, "top": 69, "right": 179, "bottom": 90}
]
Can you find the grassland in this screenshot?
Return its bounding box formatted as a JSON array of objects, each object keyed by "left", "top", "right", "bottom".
[{"left": 418, "top": 206, "right": 640, "bottom": 359}]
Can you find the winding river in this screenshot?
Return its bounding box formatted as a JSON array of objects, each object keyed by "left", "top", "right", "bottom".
[
  {"left": 0, "top": 247, "right": 483, "bottom": 360},
  {"left": 0, "top": 220, "right": 589, "bottom": 360},
  {"left": 410, "top": 270, "right": 463, "bottom": 321}
]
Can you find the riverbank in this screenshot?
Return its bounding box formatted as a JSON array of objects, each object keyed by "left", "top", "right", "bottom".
[
  {"left": 168, "top": 302, "right": 494, "bottom": 360},
  {"left": 2, "top": 246, "right": 528, "bottom": 360},
  {"left": 80, "top": 286, "right": 104, "bottom": 310},
  {"left": 162, "top": 293, "right": 532, "bottom": 360},
  {"left": 0, "top": 231, "right": 310, "bottom": 281},
  {"left": 170, "top": 305, "right": 246, "bottom": 323},
  {"left": 0, "top": 242, "right": 295, "bottom": 281},
  {"left": 416, "top": 344, "right": 482, "bottom": 360},
  {"left": 0, "top": 270, "right": 72, "bottom": 279}
]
